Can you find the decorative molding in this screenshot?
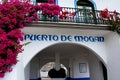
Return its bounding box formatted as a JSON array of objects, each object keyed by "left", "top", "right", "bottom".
[{"left": 26, "top": 21, "right": 111, "bottom": 30}]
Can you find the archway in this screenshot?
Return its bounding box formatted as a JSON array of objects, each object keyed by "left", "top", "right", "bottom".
[
  {"left": 25, "top": 43, "right": 107, "bottom": 80},
  {"left": 40, "top": 62, "right": 67, "bottom": 80}
]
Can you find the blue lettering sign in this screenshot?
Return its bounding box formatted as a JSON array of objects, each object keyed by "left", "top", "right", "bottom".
[
  {"left": 84, "top": 36, "right": 89, "bottom": 42},
  {"left": 24, "top": 34, "right": 104, "bottom": 42},
  {"left": 61, "top": 35, "right": 72, "bottom": 41},
  {"left": 89, "top": 36, "right": 95, "bottom": 42},
  {"left": 74, "top": 36, "right": 83, "bottom": 42},
  {"left": 52, "top": 35, "right": 59, "bottom": 41}
]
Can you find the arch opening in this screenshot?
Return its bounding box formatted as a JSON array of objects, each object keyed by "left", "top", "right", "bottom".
[
  {"left": 25, "top": 42, "right": 107, "bottom": 80},
  {"left": 40, "top": 62, "right": 67, "bottom": 80}
]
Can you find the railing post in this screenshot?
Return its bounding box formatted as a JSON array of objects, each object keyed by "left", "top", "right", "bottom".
[{"left": 92, "top": 8, "right": 97, "bottom": 24}]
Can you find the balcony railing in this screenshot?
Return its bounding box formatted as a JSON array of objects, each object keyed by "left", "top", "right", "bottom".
[{"left": 37, "top": 7, "right": 116, "bottom": 25}]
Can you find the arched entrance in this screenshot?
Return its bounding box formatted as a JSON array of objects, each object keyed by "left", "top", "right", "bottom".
[{"left": 25, "top": 43, "right": 107, "bottom": 80}]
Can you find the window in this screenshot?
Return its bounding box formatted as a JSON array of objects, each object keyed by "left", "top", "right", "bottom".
[
  {"left": 36, "top": 0, "right": 48, "bottom": 3},
  {"left": 77, "top": 0, "right": 94, "bottom": 8},
  {"left": 79, "top": 63, "right": 87, "bottom": 73},
  {"left": 36, "top": 0, "right": 56, "bottom": 3}
]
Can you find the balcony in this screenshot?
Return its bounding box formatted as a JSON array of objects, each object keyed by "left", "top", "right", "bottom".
[
  {"left": 27, "top": 7, "right": 119, "bottom": 30},
  {"left": 37, "top": 7, "right": 109, "bottom": 24},
  {"left": 0, "top": 2, "right": 119, "bottom": 31}
]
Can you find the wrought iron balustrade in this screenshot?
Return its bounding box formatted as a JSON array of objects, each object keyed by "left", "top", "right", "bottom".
[{"left": 37, "top": 7, "right": 119, "bottom": 25}]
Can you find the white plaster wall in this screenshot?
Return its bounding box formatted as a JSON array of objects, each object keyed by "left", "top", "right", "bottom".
[
  {"left": 1, "top": 30, "right": 119, "bottom": 80},
  {"left": 0, "top": 26, "right": 109, "bottom": 80},
  {"left": 105, "top": 32, "right": 120, "bottom": 80},
  {"left": 22, "top": 27, "right": 108, "bottom": 68},
  {"left": 24, "top": 63, "right": 30, "bottom": 80},
  {"left": 29, "top": 58, "right": 40, "bottom": 79},
  {"left": 88, "top": 54, "right": 104, "bottom": 80},
  {"left": 58, "top": 0, "right": 74, "bottom": 7},
  {"left": 21, "top": 27, "right": 109, "bottom": 80}
]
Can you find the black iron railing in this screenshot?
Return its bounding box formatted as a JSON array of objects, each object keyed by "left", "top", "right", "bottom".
[{"left": 37, "top": 7, "right": 114, "bottom": 25}]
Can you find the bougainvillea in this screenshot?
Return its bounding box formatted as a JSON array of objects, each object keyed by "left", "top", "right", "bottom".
[
  {"left": 100, "top": 8, "right": 120, "bottom": 34},
  {"left": 59, "top": 11, "right": 76, "bottom": 19},
  {"left": 59, "top": 9, "right": 93, "bottom": 20},
  {"left": 39, "top": 2, "right": 61, "bottom": 17},
  {"left": 0, "top": 0, "right": 61, "bottom": 77},
  {"left": 0, "top": 1, "right": 39, "bottom": 77}
]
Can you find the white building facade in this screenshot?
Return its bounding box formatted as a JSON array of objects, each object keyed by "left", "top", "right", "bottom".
[{"left": 0, "top": 0, "right": 120, "bottom": 80}]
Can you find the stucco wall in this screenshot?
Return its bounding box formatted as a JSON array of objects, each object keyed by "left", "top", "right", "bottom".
[
  {"left": 22, "top": 27, "right": 108, "bottom": 68},
  {"left": 1, "top": 26, "right": 120, "bottom": 80},
  {"left": 22, "top": 27, "right": 108, "bottom": 80},
  {"left": 105, "top": 32, "right": 120, "bottom": 80},
  {"left": 88, "top": 53, "right": 104, "bottom": 80}
]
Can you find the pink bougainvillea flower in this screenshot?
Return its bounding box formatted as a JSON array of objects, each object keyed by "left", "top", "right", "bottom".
[
  {"left": 7, "top": 29, "right": 24, "bottom": 41},
  {"left": 0, "top": 1, "right": 41, "bottom": 77},
  {"left": 0, "top": 20, "right": 3, "bottom": 25},
  {"left": 0, "top": 29, "right": 7, "bottom": 41},
  {"left": 59, "top": 14, "right": 64, "bottom": 19},
  {"left": 100, "top": 8, "right": 110, "bottom": 19},
  {"left": 71, "top": 12, "right": 76, "bottom": 19},
  {"left": 39, "top": 3, "right": 61, "bottom": 17},
  {"left": 113, "top": 10, "right": 119, "bottom": 15},
  {"left": 0, "top": 73, "right": 5, "bottom": 78},
  {"left": 11, "top": 19, "right": 17, "bottom": 25},
  {"left": 0, "top": 58, "right": 4, "bottom": 67},
  {"left": 53, "top": 10, "right": 60, "bottom": 15},
  {"left": 2, "top": 17, "right": 10, "bottom": 24},
  {"left": 0, "top": 0, "right": 61, "bottom": 78}
]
